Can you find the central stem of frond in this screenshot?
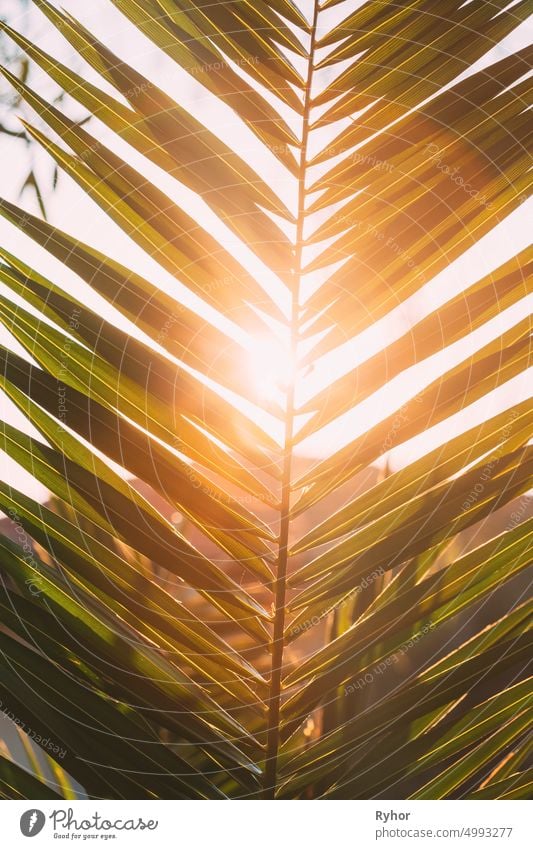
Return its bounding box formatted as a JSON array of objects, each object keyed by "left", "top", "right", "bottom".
[{"left": 263, "top": 0, "right": 320, "bottom": 799}]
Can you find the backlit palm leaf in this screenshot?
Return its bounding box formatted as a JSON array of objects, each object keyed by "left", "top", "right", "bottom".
[{"left": 0, "top": 0, "right": 530, "bottom": 799}]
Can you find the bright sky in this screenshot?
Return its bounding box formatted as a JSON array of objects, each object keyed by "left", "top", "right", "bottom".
[{"left": 0, "top": 0, "right": 531, "bottom": 502}]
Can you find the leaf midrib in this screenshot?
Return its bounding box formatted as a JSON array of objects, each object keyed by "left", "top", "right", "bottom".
[{"left": 263, "top": 0, "right": 321, "bottom": 798}]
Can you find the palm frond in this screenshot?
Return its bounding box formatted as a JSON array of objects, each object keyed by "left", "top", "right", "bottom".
[{"left": 0, "top": 0, "right": 530, "bottom": 799}]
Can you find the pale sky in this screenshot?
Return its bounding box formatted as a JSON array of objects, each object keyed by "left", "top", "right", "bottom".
[{"left": 0, "top": 0, "right": 531, "bottom": 502}]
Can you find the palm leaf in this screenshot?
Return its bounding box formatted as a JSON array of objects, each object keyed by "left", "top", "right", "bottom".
[{"left": 0, "top": 0, "right": 530, "bottom": 799}]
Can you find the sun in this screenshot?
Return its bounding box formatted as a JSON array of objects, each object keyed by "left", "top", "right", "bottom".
[{"left": 247, "top": 331, "right": 297, "bottom": 404}]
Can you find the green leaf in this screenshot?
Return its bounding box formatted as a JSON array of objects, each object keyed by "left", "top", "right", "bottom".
[
  {"left": 321, "top": 678, "right": 533, "bottom": 798},
  {"left": 468, "top": 771, "right": 533, "bottom": 800},
  {"left": 292, "top": 400, "right": 532, "bottom": 554},
  {"left": 0, "top": 247, "right": 282, "bottom": 473},
  {"left": 280, "top": 606, "right": 532, "bottom": 789},
  {"left": 0, "top": 755, "right": 63, "bottom": 801},
  {"left": 412, "top": 712, "right": 531, "bottom": 799},
  {"left": 284, "top": 518, "right": 533, "bottom": 699},
  {"left": 299, "top": 250, "right": 531, "bottom": 410},
  {"left": 0, "top": 482, "right": 271, "bottom": 642},
  {"left": 294, "top": 319, "right": 531, "bottom": 503},
  {"left": 0, "top": 293, "right": 279, "bottom": 506},
  {"left": 0, "top": 628, "right": 233, "bottom": 798}
]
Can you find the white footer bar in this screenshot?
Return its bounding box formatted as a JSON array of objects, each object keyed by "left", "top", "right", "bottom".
[{"left": 2, "top": 799, "right": 530, "bottom": 848}]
